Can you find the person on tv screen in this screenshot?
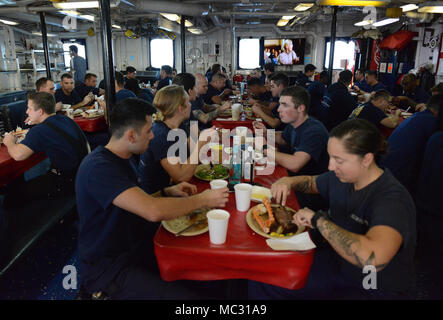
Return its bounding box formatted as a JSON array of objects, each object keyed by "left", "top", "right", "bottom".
[{"left": 278, "top": 40, "right": 299, "bottom": 65}]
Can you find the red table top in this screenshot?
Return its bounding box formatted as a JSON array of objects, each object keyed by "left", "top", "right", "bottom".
[
  {"left": 0, "top": 144, "right": 46, "bottom": 186},
  {"left": 74, "top": 115, "right": 107, "bottom": 133},
  {"left": 154, "top": 166, "right": 315, "bottom": 290},
  {"left": 211, "top": 118, "right": 254, "bottom": 130}
]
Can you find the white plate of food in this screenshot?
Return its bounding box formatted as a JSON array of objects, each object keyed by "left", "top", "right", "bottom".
[
  {"left": 162, "top": 208, "right": 210, "bottom": 236},
  {"left": 246, "top": 199, "right": 304, "bottom": 239}
]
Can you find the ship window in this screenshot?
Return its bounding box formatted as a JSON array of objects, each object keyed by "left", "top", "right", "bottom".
[
  {"left": 324, "top": 40, "right": 355, "bottom": 70},
  {"left": 150, "top": 39, "right": 174, "bottom": 68},
  {"left": 238, "top": 38, "right": 260, "bottom": 69}
]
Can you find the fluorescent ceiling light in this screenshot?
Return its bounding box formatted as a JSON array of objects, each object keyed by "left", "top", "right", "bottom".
[
  {"left": 418, "top": 2, "right": 443, "bottom": 13},
  {"left": 184, "top": 20, "right": 193, "bottom": 27},
  {"left": 112, "top": 24, "right": 121, "bottom": 29},
  {"left": 0, "top": 18, "right": 18, "bottom": 25},
  {"left": 53, "top": 1, "right": 99, "bottom": 9},
  {"left": 316, "top": 0, "right": 389, "bottom": 7},
  {"left": 79, "top": 14, "right": 94, "bottom": 22},
  {"left": 372, "top": 17, "right": 399, "bottom": 26},
  {"left": 400, "top": 4, "right": 418, "bottom": 12},
  {"left": 354, "top": 20, "right": 373, "bottom": 26},
  {"left": 59, "top": 10, "right": 81, "bottom": 17},
  {"left": 282, "top": 15, "right": 296, "bottom": 20},
  {"left": 294, "top": 3, "right": 314, "bottom": 11},
  {"left": 188, "top": 28, "right": 203, "bottom": 34},
  {"left": 276, "top": 19, "right": 289, "bottom": 27},
  {"left": 160, "top": 13, "right": 180, "bottom": 22},
  {"left": 32, "top": 31, "right": 57, "bottom": 37}
]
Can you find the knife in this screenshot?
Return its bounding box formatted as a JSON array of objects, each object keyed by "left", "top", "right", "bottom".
[{"left": 175, "top": 219, "right": 207, "bottom": 237}]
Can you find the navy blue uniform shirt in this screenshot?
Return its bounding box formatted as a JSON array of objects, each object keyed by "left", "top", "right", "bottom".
[
  {"left": 21, "top": 114, "right": 87, "bottom": 172},
  {"left": 157, "top": 77, "right": 172, "bottom": 91},
  {"left": 382, "top": 109, "right": 437, "bottom": 192},
  {"left": 202, "top": 84, "right": 222, "bottom": 105},
  {"left": 281, "top": 117, "right": 329, "bottom": 176},
  {"left": 55, "top": 88, "right": 82, "bottom": 105},
  {"left": 316, "top": 169, "right": 416, "bottom": 292},
  {"left": 75, "top": 82, "right": 100, "bottom": 99},
  {"left": 354, "top": 80, "right": 371, "bottom": 93},
  {"left": 295, "top": 73, "right": 311, "bottom": 88},
  {"left": 115, "top": 89, "right": 136, "bottom": 102},
  {"left": 76, "top": 146, "right": 152, "bottom": 293},
  {"left": 307, "top": 81, "right": 327, "bottom": 120},
  {"left": 349, "top": 102, "right": 387, "bottom": 127},
  {"left": 138, "top": 121, "right": 188, "bottom": 194},
  {"left": 321, "top": 82, "right": 358, "bottom": 131}
]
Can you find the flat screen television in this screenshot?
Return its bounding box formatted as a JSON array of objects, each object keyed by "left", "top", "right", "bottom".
[{"left": 264, "top": 38, "right": 306, "bottom": 66}]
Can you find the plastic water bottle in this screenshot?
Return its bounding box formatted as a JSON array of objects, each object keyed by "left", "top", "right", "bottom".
[{"left": 229, "top": 135, "right": 242, "bottom": 187}]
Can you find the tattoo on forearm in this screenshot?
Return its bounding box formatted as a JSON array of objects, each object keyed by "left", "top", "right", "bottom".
[
  {"left": 317, "top": 219, "right": 387, "bottom": 270},
  {"left": 293, "top": 179, "right": 311, "bottom": 193}
]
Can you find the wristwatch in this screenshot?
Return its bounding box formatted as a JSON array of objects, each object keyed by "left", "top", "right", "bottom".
[{"left": 311, "top": 210, "right": 329, "bottom": 229}]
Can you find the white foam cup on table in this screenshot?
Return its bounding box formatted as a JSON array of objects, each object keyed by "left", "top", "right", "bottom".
[
  {"left": 210, "top": 179, "right": 228, "bottom": 190},
  {"left": 232, "top": 103, "right": 242, "bottom": 121},
  {"left": 207, "top": 209, "right": 230, "bottom": 245},
  {"left": 234, "top": 183, "right": 252, "bottom": 212}
]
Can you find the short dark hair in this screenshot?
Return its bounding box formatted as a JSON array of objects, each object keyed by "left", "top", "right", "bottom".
[
  {"left": 172, "top": 73, "right": 196, "bottom": 94},
  {"left": 161, "top": 65, "right": 173, "bottom": 75},
  {"left": 110, "top": 98, "right": 156, "bottom": 139},
  {"left": 371, "top": 89, "right": 391, "bottom": 102},
  {"left": 247, "top": 77, "right": 262, "bottom": 87},
  {"left": 427, "top": 93, "right": 443, "bottom": 113},
  {"left": 280, "top": 85, "right": 310, "bottom": 114},
  {"left": 69, "top": 45, "right": 78, "bottom": 54},
  {"left": 270, "top": 73, "right": 289, "bottom": 88},
  {"left": 84, "top": 73, "right": 97, "bottom": 81},
  {"left": 330, "top": 119, "right": 388, "bottom": 161},
  {"left": 339, "top": 70, "right": 353, "bottom": 84},
  {"left": 319, "top": 71, "right": 328, "bottom": 81},
  {"left": 305, "top": 64, "right": 316, "bottom": 73},
  {"left": 366, "top": 70, "right": 378, "bottom": 79},
  {"left": 115, "top": 71, "right": 125, "bottom": 86},
  {"left": 264, "top": 63, "right": 275, "bottom": 73},
  {"left": 27, "top": 92, "right": 55, "bottom": 114},
  {"left": 356, "top": 68, "right": 366, "bottom": 74},
  {"left": 61, "top": 73, "right": 73, "bottom": 81},
  {"left": 35, "top": 77, "right": 51, "bottom": 91},
  {"left": 126, "top": 66, "right": 136, "bottom": 73},
  {"left": 253, "top": 67, "right": 262, "bottom": 74},
  {"left": 212, "top": 73, "right": 226, "bottom": 82},
  {"left": 211, "top": 64, "right": 221, "bottom": 74}
]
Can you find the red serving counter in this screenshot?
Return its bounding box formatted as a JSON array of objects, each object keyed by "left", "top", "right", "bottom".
[{"left": 154, "top": 165, "right": 315, "bottom": 290}]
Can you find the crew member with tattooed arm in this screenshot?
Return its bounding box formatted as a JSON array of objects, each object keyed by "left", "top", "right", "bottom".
[{"left": 249, "top": 119, "right": 416, "bottom": 299}]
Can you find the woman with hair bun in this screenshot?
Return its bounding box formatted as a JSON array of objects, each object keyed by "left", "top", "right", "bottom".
[{"left": 250, "top": 119, "right": 416, "bottom": 300}]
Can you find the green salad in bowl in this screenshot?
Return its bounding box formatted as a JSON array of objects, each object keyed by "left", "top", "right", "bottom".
[{"left": 194, "top": 164, "right": 230, "bottom": 181}]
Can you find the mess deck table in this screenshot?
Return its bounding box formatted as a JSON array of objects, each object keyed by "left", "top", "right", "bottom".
[
  {"left": 73, "top": 115, "right": 107, "bottom": 133},
  {"left": 154, "top": 165, "right": 315, "bottom": 290},
  {"left": 0, "top": 144, "right": 46, "bottom": 186}
]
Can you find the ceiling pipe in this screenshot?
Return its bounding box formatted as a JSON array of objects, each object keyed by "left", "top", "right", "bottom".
[
  {"left": 135, "top": 0, "right": 208, "bottom": 16},
  {"left": 5, "top": 12, "right": 68, "bottom": 28},
  {"left": 208, "top": 11, "right": 308, "bottom": 17},
  {"left": 210, "top": 15, "right": 225, "bottom": 28}
]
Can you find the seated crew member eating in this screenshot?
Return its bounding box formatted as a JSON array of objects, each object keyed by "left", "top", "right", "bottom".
[
  {"left": 251, "top": 73, "right": 289, "bottom": 129},
  {"left": 253, "top": 85, "right": 329, "bottom": 210},
  {"left": 246, "top": 77, "right": 273, "bottom": 107},
  {"left": 251, "top": 119, "right": 416, "bottom": 300},
  {"left": 115, "top": 71, "right": 137, "bottom": 102},
  {"left": 349, "top": 89, "right": 401, "bottom": 130},
  {"left": 139, "top": 85, "right": 216, "bottom": 194},
  {"left": 354, "top": 70, "right": 386, "bottom": 94},
  {"left": 191, "top": 73, "right": 231, "bottom": 131},
  {"left": 393, "top": 73, "right": 430, "bottom": 111},
  {"left": 75, "top": 73, "right": 104, "bottom": 99},
  {"left": 3, "top": 92, "right": 89, "bottom": 207},
  {"left": 202, "top": 73, "right": 231, "bottom": 106},
  {"left": 76, "top": 98, "right": 229, "bottom": 299},
  {"left": 55, "top": 73, "right": 94, "bottom": 110},
  {"left": 34, "top": 77, "right": 62, "bottom": 113},
  {"left": 307, "top": 71, "right": 328, "bottom": 121}
]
